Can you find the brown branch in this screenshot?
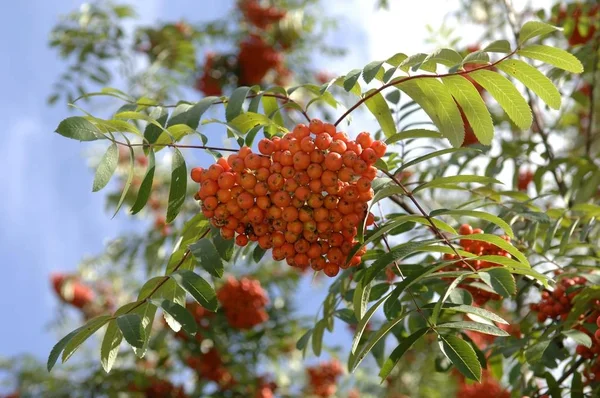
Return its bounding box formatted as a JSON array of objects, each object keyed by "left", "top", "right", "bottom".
[{"left": 334, "top": 50, "right": 518, "bottom": 127}]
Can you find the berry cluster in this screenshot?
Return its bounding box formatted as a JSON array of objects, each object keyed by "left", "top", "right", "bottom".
[
  {"left": 529, "top": 275, "right": 586, "bottom": 322},
  {"left": 517, "top": 169, "right": 534, "bottom": 192},
  {"left": 444, "top": 224, "right": 512, "bottom": 305},
  {"left": 254, "top": 376, "right": 278, "bottom": 398},
  {"left": 196, "top": 53, "right": 224, "bottom": 96},
  {"left": 216, "top": 277, "right": 269, "bottom": 329},
  {"left": 128, "top": 377, "right": 187, "bottom": 398},
  {"left": 191, "top": 121, "right": 383, "bottom": 276},
  {"left": 553, "top": 4, "right": 599, "bottom": 46},
  {"left": 185, "top": 348, "right": 234, "bottom": 387},
  {"left": 51, "top": 273, "right": 94, "bottom": 309},
  {"left": 238, "top": 35, "right": 284, "bottom": 85},
  {"left": 306, "top": 359, "right": 343, "bottom": 397},
  {"left": 239, "top": 0, "right": 286, "bottom": 29},
  {"left": 456, "top": 370, "right": 509, "bottom": 398}
]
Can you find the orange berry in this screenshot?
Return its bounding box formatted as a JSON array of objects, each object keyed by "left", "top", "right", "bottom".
[
  {"left": 315, "top": 133, "right": 332, "bottom": 150},
  {"left": 204, "top": 196, "right": 219, "bottom": 211},
  {"left": 281, "top": 166, "right": 295, "bottom": 179},
  {"left": 258, "top": 235, "right": 273, "bottom": 249},
  {"left": 256, "top": 167, "right": 270, "bottom": 181},
  {"left": 245, "top": 153, "right": 262, "bottom": 170},
  {"left": 289, "top": 139, "right": 302, "bottom": 154},
  {"left": 323, "top": 195, "right": 339, "bottom": 209},
  {"left": 267, "top": 173, "right": 284, "bottom": 191},
  {"left": 323, "top": 262, "right": 340, "bottom": 277},
  {"left": 236, "top": 235, "right": 249, "bottom": 246},
  {"left": 284, "top": 231, "right": 299, "bottom": 243},
  {"left": 201, "top": 179, "right": 219, "bottom": 196},
  {"left": 459, "top": 224, "right": 473, "bottom": 235},
  {"left": 221, "top": 228, "right": 235, "bottom": 240},
  {"left": 342, "top": 213, "right": 360, "bottom": 229},
  {"left": 309, "top": 119, "right": 325, "bottom": 134},
  {"left": 300, "top": 136, "right": 316, "bottom": 152},
  {"left": 356, "top": 132, "right": 374, "bottom": 149},
  {"left": 295, "top": 186, "right": 311, "bottom": 201},
  {"left": 309, "top": 179, "right": 323, "bottom": 193},
  {"left": 272, "top": 232, "right": 285, "bottom": 247},
  {"left": 356, "top": 177, "right": 371, "bottom": 192},
  {"left": 248, "top": 207, "right": 265, "bottom": 223},
  {"left": 237, "top": 192, "right": 254, "bottom": 209},
  {"left": 280, "top": 150, "right": 293, "bottom": 166},
  {"left": 314, "top": 207, "right": 328, "bottom": 222},
  {"left": 207, "top": 164, "right": 224, "bottom": 180},
  {"left": 288, "top": 220, "right": 304, "bottom": 234},
  {"left": 353, "top": 159, "right": 368, "bottom": 174},
  {"left": 361, "top": 148, "right": 378, "bottom": 164},
  {"left": 371, "top": 141, "right": 387, "bottom": 158},
  {"left": 310, "top": 150, "right": 325, "bottom": 163},
  {"left": 323, "top": 123, "right": 336, "bottom": 136},
  {"left": 268, "top": 205, "right": 282, "bottom": 220},
  {"left": 191, "top": 167, "right": 204, "bottom": 183},
  {"left": 298, "top": 207, "right": 313, "bottom": 223},
  {"left": 327, "top": 247, "right": 344, "bottom": 263},
  {"left": 255, "top": 181, "right": 269, "bottom": 196},
  {"left": 324, "top": 152, "right": 343, "bottom": 171},
  {"left": 294, "top": 171, "right": 310, "bottom": 186},
  {"left": 293, "top": 151, "right": 311, "bottom": 170},
  {"left": 283, "top": 178, "right": 299, "bottom": 193},
  {"left": 282, "top": 206, "right": 299, "bottom": 222},
  {"left": 293, "top": 123, "right": 310, "bottom": 138},
  {"left": 294, "top": 239, "right": 310, "bottom": 253},
  {"left": 338, "top": 167, "right": 354, "bottom": 182},
  {"left": 238, "top": 146, "right": 252, "bottom": 159},
  {"left": 258, "top": 139, "right": 275, "bottom": 155},
  {"left": 218, "top": 172, "right": 235, "bottom": 189},
  {"left": 307, "top": 193, "right": 324, "bottom": 208},
  {"left": 311, "top": 257, "right": 326, "bottom": 271},
  {"left": 330, "top": 139, "right": 347, "bottom": 154},
  {"left": 272, "top": 191, "right": 291, "bottom": 207},
  {"left": 240, "top": 173, "right": 257, "bottom": 190},
  {"left": 321, "top": 170, "right": 338, "bottom": 187},
  {"left": 217, "top": 189, "right": 232, "bottom": 203}
]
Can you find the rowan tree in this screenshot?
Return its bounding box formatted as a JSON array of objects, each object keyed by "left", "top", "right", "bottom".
[{"left": 2, "top": 1, "right": 600, "bottom": 397}]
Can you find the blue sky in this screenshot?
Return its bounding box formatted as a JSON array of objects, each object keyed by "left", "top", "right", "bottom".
[{"left": 0, "top": 0, "right": 471, "bottom": 376}]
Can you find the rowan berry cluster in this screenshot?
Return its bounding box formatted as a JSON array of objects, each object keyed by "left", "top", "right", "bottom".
[
  {"left": 216, "top": 277, "right": 269, "bottom": 329},
  {"left": 444, "top": 224, "right": 512, "bottom": 305},
  {"left": 254, "top": 376, "right": 278, "bottom": 398},
  {"left": 238, "top": 35, "right": 285, "bottom": 85},
  {"left": 517, "top": 169, "right": 534, "bottom": 191},
  {"left": 191, "top": 120, "right": 384, "bottom": 277},
  {"left": 128, "top": 377, "right": 187, "bottom": 398},
  {"left": 529, "top": 275, "right": 586, "bottom": 322},
  {"left": 553, "top": 4, "right": 599, "bottom": 46},
  {"left": 51, "top": 273, "right": 95, "bottom": 309},
  {"left": 456, "top": 370, "right": 509, "bottom": 398},
  {"left": 185, "top": 348, "right": 234, "bottom": 387},
  {"left": 239, "top": 0, "right": 286, "bottom": 30},
  {"left": 573, "top": 302, "right": 600, "bottom": 360},
  {"left": 306, "top": 359, "right": 343, "bottom": 397}
]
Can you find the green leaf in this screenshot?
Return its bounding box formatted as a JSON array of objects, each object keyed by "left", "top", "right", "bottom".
[
  {"left": 363, "top": 240, "right": 436, "bottom": 284},
  {"left": 48, "top": 328, "right": 81, "bottom": 371},
  {"left": 127, "top": 303, "right": 157, "bottom": 359},
  {"left": 525, "top": 339, "right": 551, "bottom": 363},
  {"left": 229, "top": 112, "right": 287, "bottom": 134},
  {"left": 55, "top": 116, "right": 101, "bottom": 141},
  {"left": 572, "top": 371, "right": 584, "bottom": 398},
  {"left": 349, "top": 311, "right": 409, "bottom": 372},
  {"left": 143, "top": 106, "right": 169, "bottom": 145},
  {"left": 562, "top": 329, "right": 592, "bottom": 348},
  {"left": 544, "top": 372, "right": 561, "bottom": 398},
  {"left": 445, "top": 304, "right": 509, "bottom": 324},
  {"left": 363, "top": 89, "right": 396, "bottom": 138},
  {"left": 171, "top": 269, "right": 218, "bottom": 311},
  {"left": 296, "top": 329, "right": 313, "bottom": 351},
  {"left": 434, "top": 209, "right": 514, "bottom": 238},
  {"left": 92, "top": 143, "right": 119, "bottom": 192},
  {"left": 438, "top": 321, "right": 509, "bottom": 336},
  {"left": 166, "top": 149, "right": 187, "bottom": 223},
  {"left": 518, "top": 44, "right": 584, "bottom": 73},
  {"left": 100, "top": 320, "right": 123, "bottom": 373},
  {"left": 351, "top": 293, "right": 392, "bottom": 354},
  {"left": 112, "top": 139, "right": 134, "bottom": 218},
  {"left": 353, "top": 279, "right": 372, "bottom": 320},
  {"left": 479, "top": 268, "right": 516, "bottom": 297},
  {"left": 150, "top": 299, "right": 198, "bottom": 335},
  {"left": 226, "top": 87, "right": 252, "bottom": 122},
  {"left": 385, "top": 129, "right": 442, "bottom": 144},
  {"left": 518, "top": 21, "right": 559, "bottom": 44},
  {"left": 343, "top": 69, "right": 362, "bottom": 92},
  {"left": 462, "top": 51, "right": 490, "bottom": 65},
  {"left": 363, "top": 61, "right": 384, "bottom": 83},
  {"left": 189, "top": 238, "right": 223, "bottom": 278},
  {"left": 312, "top": 319, "right": 326, "bottom": 356},
  {"left": 397, "top": 148, "right": 475, "bottom": 172},
  {"left": 439, "top": 335, "right": 482, "bottom": 381},
  {"left": 116, "top": 314, "right": 145, "bottom": 349},
  {"left": 211, "top": 226, "right": 235, "bottom": 262},
  {"left": 167, "top": 97, "right": 218, "bottom": 130},
  {"left": 397, "top": 79, "right": 464, "bottom": 147},
  {"left": 469, "top": 69, "right": 532, "bottom": 130},
  {"left": 497, "top": 59, "right": 561, "bottom": 110},
  {"left": 432, "top": 274, "right": 469, "bottom": 324},
  {"left": 483, "top": 40, "right": 511, "bottom": 53},
  {"left": 379, "top": 328, "right": 428, "bottom": 380},
  {"left": 130, "top": 150, "right": 156, "bottom": 214},
  {"left": 442, "top": 75, "right": 494, "bottom": 145},
  {"left": 62, "top": 315, "right": 112, "bottom": 363},
  {"left": 414, "top": 175, "right": 501, "bottom": 193},
  {"left": 424, "top": 48, "right": 463, "bottom": 67},
  {"left": 460, "top": 233, "right": 529, "bottom": 267}
]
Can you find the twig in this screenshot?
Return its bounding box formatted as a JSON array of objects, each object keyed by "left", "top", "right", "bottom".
[{"left": 381, "top": 169, "right": 477, "bottom": 273}]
